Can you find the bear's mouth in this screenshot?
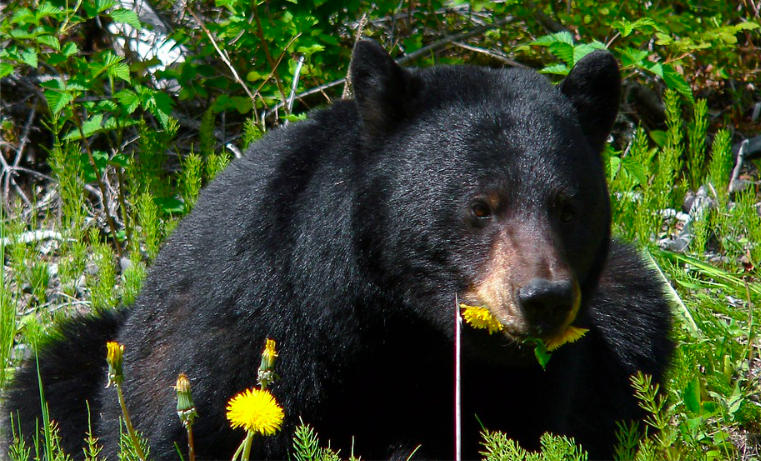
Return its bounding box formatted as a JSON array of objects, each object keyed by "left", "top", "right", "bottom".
[{"left": 459, "top": 279, "right": 582, "bottom": 343}]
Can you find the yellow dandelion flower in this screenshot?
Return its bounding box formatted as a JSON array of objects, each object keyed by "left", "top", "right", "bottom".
[
  {"left": 460, "top": 304, "right": 504, "bottom": 335},
  {"left": 545, "top": 326, "right": 589, "bottom": 351},
  {"left": 226, "top": 388, "right": 284, "bottom": 436}
]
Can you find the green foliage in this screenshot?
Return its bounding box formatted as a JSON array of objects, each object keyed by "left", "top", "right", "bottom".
[
  {"left": 242, "top": 118, "right": 263, "bottom": 150},
  {"left": 292, "top": 421, "right": 345, "bottom": 461},
  {"left": 122, "top": 251, "right": 147, "bottom": 307},
  {"left": 687, "top": 99, "right": 708, "bottom": 191},
  {"left": 83, "top": 404, "right": 105, "bottom": 461},
  {"left": 481, "top": 431, "right": 588, "bottom": 461},
  {"left": 205, "top": 152, "right": 231, "bottom": 182},
  {"left": 706, "top": 130, "right": 733, "bottom": 206},
  {"left": 526, "top": 1, "right": 758, "bottom": 103},
  {"left": 8, "top": 414, "right": 32, "bottom": 461},
  {"left": 118, "top": 419, "right": 152, "bottom": 461},
  {"left": 27, "top": 260, "right": 51, "bottom": 305},
  {"left": 89, "top": 229, "right": 117, "bottom": 312},
  {"left": 0, "top": 212, "right": 18, "bottom": 388},
  {"left": 136, "top": 192, "right": 162, "bottom": 261},
  {"left": 180, "top": 153, "right": 204, "bottom": 211},
  {"left": 531, "top": 31, "right": 606, "bottom": 76},
  {"left": 200, "top": 108, "right": 217, "bottom": 157}
]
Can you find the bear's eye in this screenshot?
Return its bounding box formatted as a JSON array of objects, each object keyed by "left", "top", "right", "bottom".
[
  {"left": 560, "top": 208, "right": 574, "bottom": 223},
  {"left": 556, "top": 198, "right": 575, "bottom": 223},
  {"left": 470, "top": 201, "right": 492, "bottom": 220}
]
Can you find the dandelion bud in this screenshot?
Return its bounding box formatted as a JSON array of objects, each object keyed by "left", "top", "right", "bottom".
[
  {"left": 257, "top": 338, "right": 279, "bottom": 388},
  {"left": 106, "top": 341, "right": 125, "bottom": 387},
  {"left": 175, "top": 373, "right": 198, "bottom": 427}
]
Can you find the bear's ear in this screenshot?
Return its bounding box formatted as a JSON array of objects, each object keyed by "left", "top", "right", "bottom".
[
  {"left": 350, "top": 40, "right": 421, "bottom": 135},
  {"left": 559, "top": 50, "right": 621, "bottom": 154}
]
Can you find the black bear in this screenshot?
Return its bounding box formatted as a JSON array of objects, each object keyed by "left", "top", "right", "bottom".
[{"left": 4, "top": 40, "right": 672, "bottom": 460}]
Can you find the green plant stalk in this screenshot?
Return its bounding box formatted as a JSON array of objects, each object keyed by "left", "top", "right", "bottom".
[
  {"left": 116, "top": 383, "right": 147, "bottom": 461},
  {"left": 230, "top": 432, "right": 247, "bottom": 461},
  {"left": 688, "top": 99, "right": 708, "bottom": 190},
  {"left": 69, "top": 102, "right": 123, "bottom": 258},
  {"left": 0, "top": 205, "right": 14, "bottom": 388}
]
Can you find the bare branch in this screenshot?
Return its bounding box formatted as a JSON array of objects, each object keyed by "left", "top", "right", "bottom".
[{"left": 186, "top": 7, "right": 259, "bottom": 125}]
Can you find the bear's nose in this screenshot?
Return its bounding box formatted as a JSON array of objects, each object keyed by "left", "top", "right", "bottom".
[{"left": 517, "top": 278, "right": 575, "bottom": 333}]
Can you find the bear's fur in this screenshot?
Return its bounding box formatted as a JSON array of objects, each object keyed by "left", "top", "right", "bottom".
[{"left": 4, "top": 40, "right": 672, "bottom": 460}]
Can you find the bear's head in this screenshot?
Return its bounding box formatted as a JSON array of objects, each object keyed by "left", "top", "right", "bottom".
[{"left": 351, "top": 40, "right": 620, "bottom": 353}]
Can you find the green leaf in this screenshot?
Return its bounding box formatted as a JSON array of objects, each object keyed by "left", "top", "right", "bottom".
[
  {"left": 109, "top": 9, "right": 141, "bottom": 28},
  {"left": 19, "top": 49, "right": 38, "bottom": 68},
  {"left": 0, "top": 62, "right": 15, "bottom": 78},
  {"left": 145, "top": 91, "right": 175, "bottom": 128},
  {"left": 572, "top": 42, "right": 606, "bottom": 65},
  {"left": 736, "top": 21, "right": 760, "bottom": 31},
  {"left": 533, "top": 340, "right": 551, "bottom": 370},
  {"left": 10, "top": 8, "right": 35, "bottom": 25},
  {"left": 619, "top": 47, "right": 649, "bottom": 68},
  {"left": 641, "top": 61, "right": 664, "bottom": 78},
  {"left": 532, "top": 31, "right": 574, "bottom": 47},
  {"left": 79, "top": 150, "right": 109, "bottom": 182},
  {"left": 154, "top": 197, "right": 185, "bottom": 214},
  {"left": 215, "top": 0, "right": 239, "bottom": 8},
  {"left": 621, "top": 156, "right": 648, "bottom": 186},
  {"left": 607, "top": 155, "right": 621, "bottom": 181},
  {"left": 10, "top": 28, "right": 36, "bottom": 39},
  {"left": 662, "top": 64, "right": 694, "bottom": 103},
  {"left": 109, "top": 62, "right": 131, "bottom": 83},
  {"left": 96, "top": 0, "right": 119, "bottom": 13},
  {"left": 538, "top": 63, "right": 570, "bottom": 76},
  {"left": 44, "top": 90, "right": 74, "bottom": 115},
  {"left": 232, "top": 96, "right": 252, "bottom": 114},
  {"left": 684, "top": 378, "right": 702, "bottom": 414},
  {"left": 654, "top": 32, "right": 672, "bottom": 45},
  {"left": 36, "top": 2, "right": 62, "bottom": 19},
  {"left": 115, "top": 89, "right": 140, "bottom": 113},
  {"left": 62, "top": 42, "right": 79, "bottom": 57},
  {"left": 64, "top": 114, "right": 105, "bottom": 140},
  {"left": 613, "top": 18, "right": 634, "bottom": 37},
  {"left": 95, "top": 99, "right": 118, "bottom": 112},
  {"left": 548, "top": 42, "right": 574, "bottom": 65},
  {"left": 36, "top": 34, "right": 61, "bottom": 51},
  {"left": 109, "top": 153, "right": 130, "bottom": 168}
]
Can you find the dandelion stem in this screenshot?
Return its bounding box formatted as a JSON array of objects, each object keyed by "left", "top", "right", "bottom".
[
  {"left": 231, "top": 438, "right": 245, "bottom": 461},
  {"left": 187, "top": 424, "right": 196, "bottom": 461},
  {"left": 241, "top": 430, "right": 255, "bottom": 461},
  {"left": 116, "top": 384, "right": 146, "bottom": 461}
]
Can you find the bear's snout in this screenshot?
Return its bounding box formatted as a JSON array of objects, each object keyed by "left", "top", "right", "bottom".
[{"left": 517, "top": 277, "right": 581, "bottom": 337}]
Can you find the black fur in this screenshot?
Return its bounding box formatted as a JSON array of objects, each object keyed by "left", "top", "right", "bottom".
[{"left": 3, "top": 41, "right": 672, "bottom": 460}]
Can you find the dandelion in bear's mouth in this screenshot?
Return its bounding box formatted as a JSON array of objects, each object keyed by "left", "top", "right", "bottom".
[
  {"left": 226, "top": 388, "right": 284, "bottom": 436},
  {"left": 459, "top": 304, "right": 504, "bottom": 335},
  {"left": 545, "top": 325, "right": 589, "bottom": 351}
]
